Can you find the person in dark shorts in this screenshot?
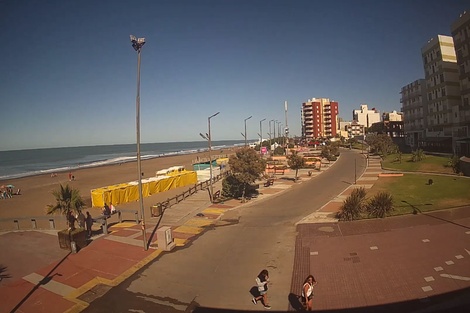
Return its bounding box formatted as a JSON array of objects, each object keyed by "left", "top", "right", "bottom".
[
  {"left": 252, "top": 269, "right": 271, "bottom": 309},
  {"left": 301, "top": 274, "right": 317, "bottom": 311}
]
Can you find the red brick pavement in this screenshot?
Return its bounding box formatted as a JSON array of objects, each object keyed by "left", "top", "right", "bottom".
[{"left": 291, "top": 207, "right": 470, "bottom": 312}]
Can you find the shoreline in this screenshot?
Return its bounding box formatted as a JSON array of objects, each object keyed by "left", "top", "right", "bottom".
[{"left": 0, "top": 148, "right": 234, "bottom": 224}]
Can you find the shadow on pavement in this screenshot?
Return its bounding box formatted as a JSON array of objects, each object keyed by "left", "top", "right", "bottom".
[
  {"left": 0, "top": 264, "right": 12, "bottom": 282},
  {"left": 10, "top": 252, "right": 71, "bottom": 313},
  {"left": 191, "top": 286, "right": 470, "bottom": 313}
]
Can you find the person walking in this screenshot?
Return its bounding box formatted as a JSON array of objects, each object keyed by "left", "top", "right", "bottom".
[
  {"left": 85, "top": 211, "right": 93, "bottom": 238},
  {"left": 301, "top": 274, "right": 317, "bottom": 311},
  {"left": 76, "top": 211, "right": 86, "bottom": 228},
  {"left": 252, "top": 269, "right": 271, "bottom": 309}
]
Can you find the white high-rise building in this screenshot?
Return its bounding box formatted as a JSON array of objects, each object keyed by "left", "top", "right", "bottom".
[{"left": 352, "top": 104, "right": 381, "bottom": 128}]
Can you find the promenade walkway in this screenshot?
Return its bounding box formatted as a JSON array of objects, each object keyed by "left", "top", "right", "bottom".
[{"left": 1, "top": 154, "right": 469, "bottom": 313}]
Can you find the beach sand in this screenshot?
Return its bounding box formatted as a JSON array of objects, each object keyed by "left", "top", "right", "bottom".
[{"left": 0, "top": 148, "right": 233, "bottom": 227}]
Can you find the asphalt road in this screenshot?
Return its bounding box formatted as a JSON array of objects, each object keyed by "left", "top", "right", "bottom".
[{"left": 83, "top": 149, "right": 366, "bottom": 312}]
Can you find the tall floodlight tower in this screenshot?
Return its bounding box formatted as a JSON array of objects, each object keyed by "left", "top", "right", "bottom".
[{"left": 284, "top": 100, "right": 289, "bottom": 153}]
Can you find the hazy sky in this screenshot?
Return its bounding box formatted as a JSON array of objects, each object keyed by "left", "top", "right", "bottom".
[{"left": 0, "top": 0, "right": 468, "bottom": 151}]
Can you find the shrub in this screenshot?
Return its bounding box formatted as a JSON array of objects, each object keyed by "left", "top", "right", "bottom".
[
  {"left": 366, "top": 191, "right": 394, "bottom": 218},
  {"left": 274, "top": 146, "right": 285, "bottom": 155},
  {"left": 221, "top": 174, "right": 244, "bottom": 198},
  {"left": 411, "top": 149, "right": 426, "bottom": 162},
  {"left": 447, "top": 155, "right": 461, "bottom": 174},
  {"left": 338, "top": 187, "right": 366, "bottom": 221}
]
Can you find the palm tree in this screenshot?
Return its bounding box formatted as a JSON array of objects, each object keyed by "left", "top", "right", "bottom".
[
  {"left": 366, "top": 191, "right": 394, "bottom": 218},
  {"left": 46, "top": 184, "right": 85, "bottom": 230},
  {"left": 338, "top": 187, "right": 366, "bottom": 221}
]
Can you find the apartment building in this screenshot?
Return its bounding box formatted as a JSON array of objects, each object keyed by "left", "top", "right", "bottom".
[
  {"left": 401, "top": 79, "right": 428, "bottom": 149},
  {"left": 353, "top": 104, "right": 381, "bottom": 128},
  {"left": 451, "top": 10, "right": 470, "bottom": 156},
  {"left": 301, "top": 98, "right": 338, "bottom": 142},
  {"left": 420, "top": 35, "right": 461, "bottom": 152},
  {"left": 346, "top": 121, "right": 365, "bottom": 138},
  {"left": 383, "top": 110, "right": 403, "bottom": 122}
]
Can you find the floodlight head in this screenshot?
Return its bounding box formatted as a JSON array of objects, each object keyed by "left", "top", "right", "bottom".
[{"left": 130, "top": 35, "right": 145, "bottom": 51}]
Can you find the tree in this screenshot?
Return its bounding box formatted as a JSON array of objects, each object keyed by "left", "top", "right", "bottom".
[
  {"left": 273, "top": 146, "right": 285, "bottom": 156},
  {"left": 365, "top": 133, "right": 397, "bottom": 156},
  {"left": 287, "top": 151, "right": 305, "bottom": 181},
  {"left": 46, "top": 184, "right": 85, "bottom": 230},
  {"left": 226, "top": 147, "right": 266, "bottom": 199},
  {"left": 411, "top": 149, "right": 426, "bottom": 162},
  {"left": 337, "top": 187, "right": 366, "bottom": 221},
  {"left": 448, "top": 155, "right": 461, "bottom": 174},
  {"left": 366, "top": 191, "right": 394, "bottom": 218}
]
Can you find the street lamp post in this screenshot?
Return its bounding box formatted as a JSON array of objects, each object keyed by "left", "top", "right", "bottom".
[
  {"left": 244, "top": 116, "right": 252, "bottom": 147},
  {"left": 274, "top": 120, "right": 277, "bottom": 144},
  {"left": 130, "top": 34, "right": 147, "bottom": 250},
  {"left": 208, "top": 112, "right": 220, "bottom": 202},
  {"left": 259, "top": 118, "right": 266, "bottom": 154},
  {"left": 269, "top": 119, "right": 274, "bottom": 154}
]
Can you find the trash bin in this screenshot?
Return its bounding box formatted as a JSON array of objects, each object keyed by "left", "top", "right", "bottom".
[{"left": 151, "top": 204, "right": 163, "bottom": 217}]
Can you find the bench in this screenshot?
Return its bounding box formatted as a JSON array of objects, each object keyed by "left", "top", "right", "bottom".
[
  {"left": 264, "top": 178, "right": 274, "bottom": 187},
  {"left": 274, "top": 168, "right": 285, "bottom": 175}
]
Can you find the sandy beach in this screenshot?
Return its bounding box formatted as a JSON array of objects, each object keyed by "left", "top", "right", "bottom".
[{"left": 0, "top": 148, "right": 234, "bottom": 227}]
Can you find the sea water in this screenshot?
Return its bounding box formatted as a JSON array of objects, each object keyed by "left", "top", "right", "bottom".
[{"left": 0, "top": 140, "right": 246, "bottom": 180}]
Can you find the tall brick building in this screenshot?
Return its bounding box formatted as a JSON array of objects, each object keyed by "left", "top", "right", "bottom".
[{"left": 301, "top": 98, "right": 338, "bottom": 142}]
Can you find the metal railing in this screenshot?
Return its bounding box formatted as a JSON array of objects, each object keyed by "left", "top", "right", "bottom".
[{"left": 151, "top": 172, "right": 228, "bottom": 217}]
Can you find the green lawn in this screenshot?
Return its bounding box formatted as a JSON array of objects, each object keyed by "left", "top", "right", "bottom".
[
  {"left": 381, "top": 153, "right": 455, "bottom": 174},
  {"left": 368, "top": 174, "right": 470, "bottom": 215}
]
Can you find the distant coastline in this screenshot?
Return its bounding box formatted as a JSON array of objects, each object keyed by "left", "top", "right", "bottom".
[{"left": 0, "top": 140, "right": 249, "bottom": 181}]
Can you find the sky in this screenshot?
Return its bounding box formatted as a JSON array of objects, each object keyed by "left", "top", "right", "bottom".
[{"left": 0, "top": 0, "right": 468, "bottom": 151}]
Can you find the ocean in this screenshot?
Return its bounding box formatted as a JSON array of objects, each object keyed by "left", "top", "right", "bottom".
[{"left": 0, "top": 140, "right": 247, "bottom": 181}]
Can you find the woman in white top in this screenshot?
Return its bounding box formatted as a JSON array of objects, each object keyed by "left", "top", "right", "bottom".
[
  {"left": 301, "top": 275, "right": 317, "bottom": 311},
  {"left": 252, "top": 269, "right": 271, "bottom": 309}
]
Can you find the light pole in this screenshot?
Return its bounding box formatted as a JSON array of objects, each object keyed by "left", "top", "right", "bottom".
[
  {"left": 207, "top": 112, "right": 220, "bottom": 202},
  {"left": 259, "top": 118, "right": 266, "bottom": 154},
  {"left": 269, "top": 119, "right": 274, "bottom": 154},
  {"left": 130, "top": 34, "right": 147, "bottom": 250},
  {"left": 284, "top": 100, "right": 289, "bottom": 154},
  {"left": 244, "top": 115, "right": 252, "bottom": 147}
]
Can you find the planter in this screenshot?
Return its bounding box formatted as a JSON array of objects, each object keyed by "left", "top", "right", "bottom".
[{"left": 58, "top": 228, "right": 87, "bottom": 251}]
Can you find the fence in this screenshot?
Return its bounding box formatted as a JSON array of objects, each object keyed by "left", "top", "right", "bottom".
[
  {"left": 151, "top": 172, "right": 227, "bottom": 217},
  {"left": 0, "top": 209, "right": 139, "bottom": 233}
]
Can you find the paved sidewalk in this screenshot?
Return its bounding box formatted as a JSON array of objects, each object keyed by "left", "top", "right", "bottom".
[
  {"left": 2, "top": 154, "right": 469, "bottom": 313},
  {"left": 0, "top": 165, "right": 319, "bottom": 313}
]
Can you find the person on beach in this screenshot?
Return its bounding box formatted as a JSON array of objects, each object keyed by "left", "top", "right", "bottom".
[
  {"left": 301, "top": 274, "right": 317, "bottom": 311},
  {"left": 252, "top": 269, "right": 271, "bottom": 309},
  {"left": 85, "top": 211, "right": 93, "bottom": 237}
]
